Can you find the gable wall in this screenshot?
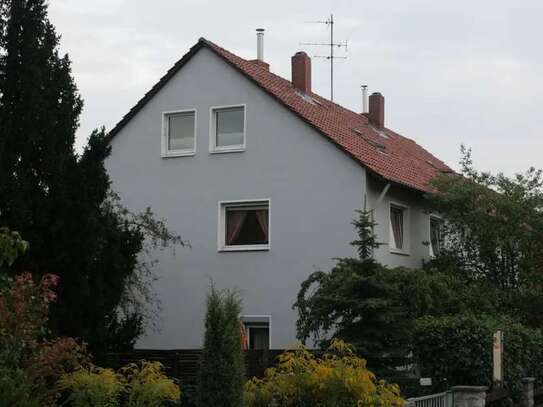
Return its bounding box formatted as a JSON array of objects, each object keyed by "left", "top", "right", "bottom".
[{"left": 106, "top": 47, "right": 368, "bottom": 348}]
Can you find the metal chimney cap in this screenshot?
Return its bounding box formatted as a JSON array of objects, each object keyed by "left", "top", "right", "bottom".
[{"left": 256, "top": 28, "right": 265, "bottom": 32}]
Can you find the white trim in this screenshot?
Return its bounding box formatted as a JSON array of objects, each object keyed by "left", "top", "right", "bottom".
[
  {"left": 241, "top": 315, "right": 272, "bottom": 349},
  {"left": 389, "top": 201, "right": 410, "bottom": 255},
  {"left": 217, "top": 198, "right": 270, "bottom": 252},
  {"left": 209, "top": 104, "right": 246, "bottom": 153},
  {"left": 161, "top": 109, "right": 197, "bottom": 157}
]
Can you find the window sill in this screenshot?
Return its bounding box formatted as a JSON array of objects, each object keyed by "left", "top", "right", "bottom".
[
  {"left": 162, "top": 150, "right": 195, "bottom": 158},
  {"left": 219, "top": 245, "right": 270, "bottom": 252},
  {"left": 389, "top": 248, "right": 410, "bottom": 256},
  {"left": 209, "top": 147, "right": 246, "bottom": 154}
]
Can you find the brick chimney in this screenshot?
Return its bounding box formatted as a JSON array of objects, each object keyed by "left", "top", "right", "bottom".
[
  {"left": 368, "top": 92, "right": 385, "bottom": 128},
  {"left": 291, "top": 51, "right": 311, "bottom": 94}
]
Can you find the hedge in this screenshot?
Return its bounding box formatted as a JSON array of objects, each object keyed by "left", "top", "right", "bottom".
[{"left": 413, "top": 314, "right": 543, "bottom": 398}]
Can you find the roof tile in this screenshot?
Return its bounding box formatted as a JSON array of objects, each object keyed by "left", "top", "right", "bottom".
[{"left": 202, "top": 39, "right": 451, "bottom": 193}]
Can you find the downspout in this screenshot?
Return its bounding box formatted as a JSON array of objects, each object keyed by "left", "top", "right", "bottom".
[{"left": 377, "top": 183, "right": 391, "bottom": 203}]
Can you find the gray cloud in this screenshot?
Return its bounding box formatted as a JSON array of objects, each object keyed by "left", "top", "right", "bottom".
[{"left": 49, "top": 0, "right": 543, "bottom": 175}]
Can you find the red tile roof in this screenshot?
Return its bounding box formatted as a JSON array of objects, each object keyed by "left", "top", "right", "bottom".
[{"left": 109, "top": 38, "right": 452, "bottom": 193}]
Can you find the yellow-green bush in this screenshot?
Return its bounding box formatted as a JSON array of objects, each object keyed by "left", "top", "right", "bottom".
[
  {"left": 58, "top": 361, "right": 181, "bottom": 407},
  {"left": 245, "top": 340, "right": 405, "bottom": 407},
  {"left": 58, "top": 366, "right": 122, "bottom": 407},
  {"left": 121, "top": 361, "right": 181, "bottom": 407}
]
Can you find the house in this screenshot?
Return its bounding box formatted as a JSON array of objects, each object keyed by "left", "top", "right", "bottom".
[{"left": 105, "top": 30, "right": 451, "bottom": 350}]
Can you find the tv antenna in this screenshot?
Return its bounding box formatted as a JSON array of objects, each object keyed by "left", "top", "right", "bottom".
[{"left": 300, "top": 13, "right": 347, "bottom": 101}]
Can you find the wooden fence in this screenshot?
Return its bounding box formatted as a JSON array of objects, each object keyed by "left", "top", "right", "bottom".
[{"left": 103, "top": 349, "right": 285, "bottom": 392}]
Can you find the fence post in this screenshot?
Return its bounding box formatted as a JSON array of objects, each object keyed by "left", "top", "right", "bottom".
[
  {"left": 451, "top": 386, "right": 488, "bottom": 407},
  {"left": 521, "top": 378, "right": 535, "bottom": 407}
]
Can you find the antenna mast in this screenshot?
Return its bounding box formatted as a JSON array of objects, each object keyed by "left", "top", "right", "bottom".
[{"left": 300, "top": 13, "right": 347, "bottom": 101}]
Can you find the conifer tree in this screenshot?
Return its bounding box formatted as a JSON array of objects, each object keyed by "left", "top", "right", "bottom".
[
  {"left": 198, "top": 285, "right": 245, "bottom": 407},
  {"left": 0, "top": 0, "right": 181, "bottom": 353}
]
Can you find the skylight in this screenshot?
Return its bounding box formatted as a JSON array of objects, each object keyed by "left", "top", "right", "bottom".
[{"left": 351, "top": 128, "right": 386, "bottom": 151}]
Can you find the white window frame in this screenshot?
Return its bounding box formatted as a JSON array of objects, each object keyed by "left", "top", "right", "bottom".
[
  {"left": 389, "top": 201, "right": 410, "bottom": 255},
  {"left": 241, "top": 315, "right": 272, "bottom": 349},
  {"left": 218, "top": 199, "right": 270, "bottom": 252},
  {"left": 209, "top": 104, "right": 246, "bottom": 153},
  {"left": 429, "top": 214, "right": 442, "bottom": 258},
  {"left": 161, "top": 109, "right": 197, "bottom": 158}
]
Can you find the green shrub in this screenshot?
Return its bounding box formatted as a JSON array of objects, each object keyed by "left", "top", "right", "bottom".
[
  {"left": 197, "top": 285, "right": 244, "bottom": 407},
  {"left": 121, "top": 361, "right": 181, "bottom": 406},
  {"left": 0, "top": 367, "right": 43, "bottom": 407},
  {"left": 245, "top": 339, "right": 405, "bottom": 407},
  {"left": 58, "top": 366, "right": 123, "bottom": 407},
  {"left": 413, "top": 314, "right": 543, "bottom": 398}
]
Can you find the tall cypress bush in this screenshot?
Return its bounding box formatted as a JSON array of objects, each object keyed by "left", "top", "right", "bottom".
[{"left": 198, "top": 286, "right": 245, "bottom": 407}]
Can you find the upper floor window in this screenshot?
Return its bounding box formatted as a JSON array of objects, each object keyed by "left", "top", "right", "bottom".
[
  {"left": 162, "top": 110, "right": 196, "bottom": 157},
  {"left": 430, "top": 216, "right": 442, "bottom": 257},
  {"left": 210, "top": 105, "right": 246, "bottom": 153},
  {"left": 389, "top": 203, "right": 409, "bottom": 254},
  {"left": 219, "top": 199, "right": 269, "bottom": 251}
]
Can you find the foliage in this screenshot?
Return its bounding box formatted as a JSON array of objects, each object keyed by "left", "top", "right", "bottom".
[
  {"left": 0, "top": 226, "right": 28, "bottom": 268},
  {"left": 58, "top": 366, "right": 123, "bottom": 407},
  {"left": 294, "top": 210, "right": 481, "bottom": 358},
  {"left": 245, "top": 339, "right": 405, "bottom": 407},
  {"left": 0, "top": 271, "right": 90, "bottom": 405},
  {"left": 413, "top": 314, "right": 543, "bottom": 398},
  {"left": 58, "top": 361, "right": 181, "bottom": 407},
  {"left": 198, "top": 285, "right": 245, "bottom": 407},
  {"left": 121, "top": 360, "right": 181, "bottom": 407},
  {"left": 0, "top": 0, "right": 184, "bottom": 353},
  {"left": 0, "top": 366, "right": 42, "bottom": 407},
  {"left": 26, "top": 337, "right": 90, "bottom": 398},
  {"left": 350, "top": 209, "right": 380, "bottom": 260},
  {"left": 427, "top": 146, "right": 543, "bottom": 291}
]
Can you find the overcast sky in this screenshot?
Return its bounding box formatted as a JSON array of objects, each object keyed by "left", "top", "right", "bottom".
[{"left": 48, "top": 0, "right": 543, "bottom": 175}]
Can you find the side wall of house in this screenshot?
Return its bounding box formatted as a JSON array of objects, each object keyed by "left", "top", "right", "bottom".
[
  {"left": 366, "top": 176, "right": 432, "bottom": 268},
  {"left": 106, "top": 47, "right": 368, "bottom": 349}
]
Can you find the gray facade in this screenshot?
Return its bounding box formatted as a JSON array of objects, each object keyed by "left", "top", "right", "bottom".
[{"left": 106, "top": 47, "right": 434, "bottom": 349}]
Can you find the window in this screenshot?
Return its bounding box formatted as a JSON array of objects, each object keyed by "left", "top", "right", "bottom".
[
  {"left": 219, "top": 200, "right": 270, "bottom": 251},
  {"left": 389, "top": 203, "right": 409, "bottom": 254},
  {"left": 430, "top": 216, "right": 442, "bottom": 257},
  {"left": 162, "top": 110, "right": 196, "bottom": 157},
  {"left": 210, "top": 105, "right": 245, "bottom": 152},
  {"left": 241, "top": 316, "right": 270, "bottom": 350}
]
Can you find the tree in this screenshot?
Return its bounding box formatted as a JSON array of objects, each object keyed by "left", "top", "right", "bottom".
[
  {"left": 293, "top": 209, "right": 512, "bottom": 364},
  {"left": 295, "top": 210, "right": 470, "bottom": 358},
  {"left": 427, "top": 147, "right": 543, "bottom": 297},
  {"left": 0, "top": 0, "right": 183, "bottom": 354},
  {"left": 198, "top": 285, "right": 245, "bottom": 407}
]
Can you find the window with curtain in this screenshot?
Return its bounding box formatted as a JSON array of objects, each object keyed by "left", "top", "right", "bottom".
[
  {"left": 212, "top": 106, "right": 245, "bottom": 151},
  {"left": 163, "top": 110, "right": 195, "bottom": 155},
  {"left": 223, "top": 201, "right": 269, "bottom": 248},
  {"left": 390, "top": 205, "right": 405, "bottom": 250},
  {"left": 430, "top": 216, "right": 442, "bottom": 257}
]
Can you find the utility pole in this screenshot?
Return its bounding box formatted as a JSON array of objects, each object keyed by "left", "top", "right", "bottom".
[{"left": 300, "top": 14, "right": 347, "bottom": 101}]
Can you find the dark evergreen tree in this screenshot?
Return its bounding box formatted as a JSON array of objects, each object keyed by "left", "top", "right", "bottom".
[
  {"left": 294, "top": 210, "right": 491, "bottom": 359},
  {"left": 0, "top": 0, "right": 182, "bottom": 354},
  {"left": 198, "top": 285, "right": 245, "bottom": 407}
]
